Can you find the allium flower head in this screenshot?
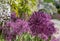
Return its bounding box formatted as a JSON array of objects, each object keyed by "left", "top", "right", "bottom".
[
  {"left": 2, "top": 13, "right": 30, "bottom": 41},
  {"left": 28, "top": 11, "right": 56, "bottom": 38}
]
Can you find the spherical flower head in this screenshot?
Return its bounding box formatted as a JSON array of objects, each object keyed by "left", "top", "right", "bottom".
[
  {"left": 2, "top": 22, "right": 16, "bottom": 41},
  {"left": 2, "top": 18, "right": 30, "bottom": 41},
  {"left": 28, "top": 11, "right": 56, "bottom": 38},
  {"left": 13, "top": 19, "right": 31, "bottom": 35}
]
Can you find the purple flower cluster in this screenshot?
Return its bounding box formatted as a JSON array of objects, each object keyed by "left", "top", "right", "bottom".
[
  {"left": 0, "top": 11, "right": 56, "bottom": 41},
  {"left": 28, "top": 11, "right": 56, "bottom": 38},
  {"left": 2, "top": 12, "right": 30, "bottom": 41}
]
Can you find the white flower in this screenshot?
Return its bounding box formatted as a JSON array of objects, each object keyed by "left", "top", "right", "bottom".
[{"left": 0, "top": 2, "right": 11, "bottom": 22}]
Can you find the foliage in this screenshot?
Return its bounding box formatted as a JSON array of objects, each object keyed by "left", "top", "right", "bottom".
[
  {"left": 58, "top": 9, "right": 60, "bottom": 14},
  {"left": 54, "top": 0, "right": 60, "bottom": 9},
  {"left": 8, "top": 0, "right": 37, "bottom": 18}
]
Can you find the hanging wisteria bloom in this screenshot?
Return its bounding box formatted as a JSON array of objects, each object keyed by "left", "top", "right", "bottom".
[
  {"left": 28, "top": 11, "right": 56, "bottom": 40},
  {"left": 2, "top": 12, "right": 30, "bottom": 41}
]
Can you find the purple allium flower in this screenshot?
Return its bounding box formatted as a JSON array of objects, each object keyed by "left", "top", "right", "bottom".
[
  {"left": 28, "top": 11, "right": 56, "bottom": 38},
  {"left": 2, "top": 12, "right": 30, "bottom": 41}
]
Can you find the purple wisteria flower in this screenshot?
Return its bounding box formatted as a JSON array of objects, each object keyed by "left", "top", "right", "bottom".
[
  {"left": 28, "top": 11, "right": 56, "bottom": 39},
  {"left": 2, "top": 12, "right": 30, "bottom": 41}
]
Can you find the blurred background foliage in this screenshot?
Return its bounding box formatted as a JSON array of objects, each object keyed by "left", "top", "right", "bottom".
[{"left": 8, "top": 0, "right": 37, "bottom": 19}]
